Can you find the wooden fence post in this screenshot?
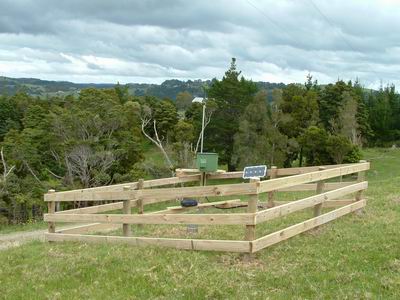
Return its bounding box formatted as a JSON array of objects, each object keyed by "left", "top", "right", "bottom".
[
  {"left": 245, "top": 178, "right": 260, "bottom": 257},
  {"left": 47, "top": 189, "right": 56, "bottom": 234},
  {"left": 313, "top": 167, "right": 326, "bottom": 217},
  {"left": 136, "top": 179, "right": 145, "bottom": 229},
  {"left": 267, "top": 166, "right": 277, "bottom": 207},
  {"left": 137, "top": 179, "right": 144, "bottom": 214},
  {"left": 122, "top": 186, "right": 131, "bottom": 236},
  {"left": 355, "top": 160, "right": 366, "bottom": 213}
]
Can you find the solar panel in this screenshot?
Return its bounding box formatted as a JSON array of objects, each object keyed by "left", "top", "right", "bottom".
[{"left": 242, "top": 165, "right": 267, "bottom": 179}]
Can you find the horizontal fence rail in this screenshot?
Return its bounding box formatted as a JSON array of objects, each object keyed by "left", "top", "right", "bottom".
[
  {"left": 259, "top": 162, "right": 369, "bottom": 193},
  {"left": 45, "top": 212, "right": 255, "bottom": 225},
  {"left": 252, "top": 200, "right": 366, "bottom": 253},
  {"left": 44, "top": 161, "right": 370, "bottom": 254},
  {"left": 256, "top": 182, "right": 367, "bottom": 223}
]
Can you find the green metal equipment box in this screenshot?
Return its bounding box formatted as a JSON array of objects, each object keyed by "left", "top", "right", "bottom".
[{"left": 196, "top": 153, "right": 218, "bottom": 172}]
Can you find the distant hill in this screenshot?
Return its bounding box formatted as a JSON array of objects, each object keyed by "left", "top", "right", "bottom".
[{"left": 0, "top": 76, "right": 287, "bottom": 100}]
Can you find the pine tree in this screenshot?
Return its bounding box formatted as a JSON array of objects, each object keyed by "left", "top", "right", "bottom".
[
  {"left": 207, "top": 58, "right": 258, "bottom": 170},
  {"left": 232, "top": 91, "right": 288, "bottom": 168}
]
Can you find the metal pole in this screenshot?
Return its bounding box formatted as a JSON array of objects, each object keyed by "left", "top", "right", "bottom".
[{"left": 200, "top": 102, "right": 205, "bottom": 153}]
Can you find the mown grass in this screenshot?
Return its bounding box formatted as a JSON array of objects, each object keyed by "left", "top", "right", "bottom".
[{"left": 1, "top": 148, "right": 400, "bottom": 299}]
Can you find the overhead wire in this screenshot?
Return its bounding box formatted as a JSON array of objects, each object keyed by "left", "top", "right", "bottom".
[{"left": 244, "top": 0, "right": 384, "bottom": 86}]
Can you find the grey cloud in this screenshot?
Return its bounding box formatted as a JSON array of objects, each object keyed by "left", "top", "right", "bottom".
[{"left": 0, "top": 0, "right": 400, "bottom": 87}]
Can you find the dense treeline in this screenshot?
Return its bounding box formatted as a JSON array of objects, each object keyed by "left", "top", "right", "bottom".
[{"left": 1, "top": 58, "right": 399, "bottom": 224}]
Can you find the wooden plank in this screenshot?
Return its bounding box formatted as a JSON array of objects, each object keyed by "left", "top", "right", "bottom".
[
  {"left": 272, "top": 199, "right": 356, "bottom": 208},
  {"left": 45, "top": 182, "right": 138, "bottom": 201},
  {"left": 143, "top": 174, "right": 200, "bottom": 188},
  {"left": 44, "top": 175, "right": 201, "bottom": 202},
  {"left": 45, "top": 190, "right": 134, "bottom": 202},
  {"left": 133, "top": 182, "right": 259, "bottom": 205},
  {"left": 256, "top": 181, "right": 368, "bottom": 224},
  {"left": 45, "top": 233, "right": 250, "bottom": 253},
  {"left": 176, "top": 168, "right": 226, "bottom": 175},
  {"left": 166, "top": 199, "right": 241, "bottom": 212},
  {"left": 252, "top": 199, "right": 366, "bottom": 252},
  {"left": 278, "top": 182, "right": 356, "bottom": 192},
  {"left": 44, "top": 212, "right": 256, "bottom": 225},
  {"left": 207, "top": 171, "right": 243, "bottom": 180},
  {"left": 55, "top": 200, "right": 138, "bottom": 215},
  {"left": 45, "top": 233, "right": 192, "bottom": 250},
  {"left": 259, "top": 162, "right": 369, "bottom": 193},
  {"left": 192, "top": 239, "right": 250, "bottom": 252},
  {"left": 56, "top": 223, "right": 120, "bottom": 234},
  {"left": 322, "top": 199, "right": 356, "bottom": 208},
  {"left": 276, "top": 164, "right": 351, "bottom": 176},
  {"left": 45, "top": 180, "right": 257, "bottom": 203},
  {"left": 148, "top": 200, "right": 245, "bottom": 214}
]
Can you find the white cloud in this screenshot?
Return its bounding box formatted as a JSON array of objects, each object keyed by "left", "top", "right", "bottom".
[{"left": 0, "top": 0, "right": 400, "bottom": 88}]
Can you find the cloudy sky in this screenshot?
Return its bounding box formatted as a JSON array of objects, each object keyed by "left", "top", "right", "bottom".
[{"left": 0, "top": 0, "right": 399, "bottom": 87}]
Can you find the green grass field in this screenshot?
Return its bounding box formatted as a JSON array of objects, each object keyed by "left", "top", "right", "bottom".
[{"left": 1, "top": 148, "right": 399, "bottom": 299}]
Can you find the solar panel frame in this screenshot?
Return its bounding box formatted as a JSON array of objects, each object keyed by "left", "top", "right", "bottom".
[{"left": 242, "top": 165, "right": 267, "bottom": 179}]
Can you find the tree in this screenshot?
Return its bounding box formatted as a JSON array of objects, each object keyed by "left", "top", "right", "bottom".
[
  {"left": 176, "top": 91, "right": 193, "bottom": 111},
  {"left": 232, "top": 91, "right": 288, "bottom": 168},
  {"left": 172, "top": 120, "right": 195, "bottom": 167},
  {"left": 299, "top": 126, "right": 331, "bottom": 166},
  {"left": 51, "top": 88, "right": 143, "bottom": 188},
  {"left": 318, "top": 81, "right": 349, "bottom": 132},
  {"left": 336, "top": 91, "right": 359, "bottom": 145},
  {"left": 326, "top": 135, "right": 352, "bottom": 164},
  {"left": 207, "top": 58, "right": 258, "bottom": 170},
  {"left": 153, "top": 100, "right": 179, "bottom": 142},
  {"left": 279, "top": 83, "right": 319, "bottom": 166},
  {"left": 141, "top": 104, "right": 175, "bottom": 175}
]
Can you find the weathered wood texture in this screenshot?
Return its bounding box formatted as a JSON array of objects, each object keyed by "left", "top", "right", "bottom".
[
  {"left": 252, "top": 199, "right": 366, "bottom": 252},
  {"left": 256, "top": 182, "right": 367, "bottom": 224},
  {"left": 271, "top": 199, "right": 359, "bottom": 208},
  {"left": 122, "top": 187, "right": 131, "bottom": 237},
  {"left": 45, "top": 233, "right": 251, "bottom": 252},
  {"left": 278, "top": 181, "right": 356, "bottom": 192},
  {"left": 47, "top": 190, "right": 56, "bottom": 233},
  {"left": 245, "top": 178, "right": 260, "bottom": 242},
  {"left": 44, "top": 174, "right": 201, "bottom": 202},
  {"left": 164, "top": 199, "right": 242, "bottom": 213},
  {"left": 56, "top": 223, "right": 120, "bottom": 234},
  {"left": 267, "top": 166, "right": 278, "bottom": 207},
  {"left": 259, "top": 162, "right": 369, "bottom": 193},
  {"left": 132, "top": 182, "right": 259, "bottom": 205},
  {"left": 55, "top": 200, "right": 138, "bottom": 215},
  {"left": 314, "top": 167, "right": 326, "bottom": 217},
  {"left": 44, "top": 212, "right": 256, "bottom": 225}
]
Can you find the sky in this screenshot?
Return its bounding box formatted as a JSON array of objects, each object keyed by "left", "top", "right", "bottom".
[{"left": 0, "top": 0, "right": 399, "bottom": 87}]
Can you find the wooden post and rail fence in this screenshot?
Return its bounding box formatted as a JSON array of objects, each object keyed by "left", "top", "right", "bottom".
[{"left": 43, "top": 161, "right": 370, "bottom": 253}]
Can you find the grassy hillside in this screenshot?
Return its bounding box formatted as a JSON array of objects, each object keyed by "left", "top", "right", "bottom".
[{"left": 0, "top": 148, "right": 399, "bottom": 299}]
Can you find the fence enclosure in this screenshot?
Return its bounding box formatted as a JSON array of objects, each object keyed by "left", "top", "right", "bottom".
[{"left": 44, "top": 161, "right": 369, "bottom": 253}]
